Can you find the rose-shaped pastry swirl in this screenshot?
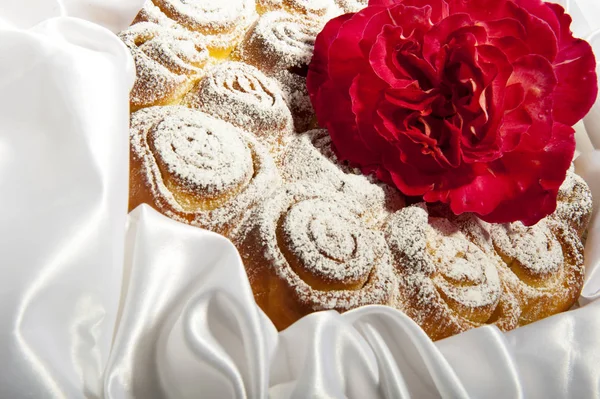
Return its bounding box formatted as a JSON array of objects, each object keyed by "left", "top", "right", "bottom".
[
  {"left": 184, "top": 62, "right": 294, "bottom": 151},
  {"left": 119, "top": 22, "right": 209, "bottom": 111},
  {"left": 281, "top": 129, "right": 404, "bottom": 225},
  {"left": 489, "top": 219, "right": 584, "bottom": 325},
  {"left": 552, "top": 166, "right": 593, "bottom": 237},
  {"left": 129, "top": 106, "right": 280, "bottom": 237},
  {"left": 145, "top": 0, "right": 257, "bottom": 55},
  {"left": 385, "top": 205, "right": 519, "bottom": 340},
  {"left": 236, "top": 182, "right": 397, "bottom": 330},
  {"left": 235, "top": 11, "right": 322, "bottom": 74},
  {"left": 234, "top": 11, "right": 322, "bottom": 130},
  {"left": 307, "top": 0, "right": 598, "bottom": 225}
]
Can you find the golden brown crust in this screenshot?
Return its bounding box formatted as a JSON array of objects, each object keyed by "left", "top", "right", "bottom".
[
  {"left": 385, "top": 205, "right": 520, "bottom": 340},
  {"left": 129, "top": 106, "right": 280, "bottom": 237},
  {"left": 119, "top": 22, "right": 209, "bottom": 111},
  {"left": 489, "top": 219, "right": 585, "bottom": 326},
  {"left": 552, "top": 168, "right": 593, "bottom": 237},
  {"left": 147, "top": 0, "right": 257, "bottom": 56},
  {"left": 183, "top": 61, "right": 294, "bottom": 153},
  {"left": 233, "top": 11, "right": 322, "bottom": 74},
  {"left": 235, "top": 182, "right": 397, "bottom": 330}
]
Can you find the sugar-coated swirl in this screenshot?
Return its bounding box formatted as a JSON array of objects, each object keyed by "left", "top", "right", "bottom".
[
  {"left": 385, "top": 205, "right": 519, "bottom": 340},
  {"left": 237, "top": 182, "right": 397, "bottom": 330},
  {"left": 235, "top": 11, "right": 321, "bottom": 74},
  {"left": 333, "top": 0, "right": 367, "bottom": 13},
  {"left": 553, "top": 168, "right": 593, "bottom": 237},
  {"left": 129, "top": 106, "right": 280, "bottom": 236},
  {"left": 490, "top": 219, "right": 585, "bottom": 325},
  {"left": 150, "top": 113, "right": 252, "bottom": 202},
  {"left": 281, "top": 129, "right": 404, "bottom": 226},
  {"left": 119, "top": 22, "right": 209, "bottom": 110},
  {"left": 283, "top": 0, "right": 340, "bottom": 17},
  {"left": 184, "top": 62, "right": 293, "bottom": 148},
  {"left": 150, "top": 0, "right": 257, "bottom": 52}
]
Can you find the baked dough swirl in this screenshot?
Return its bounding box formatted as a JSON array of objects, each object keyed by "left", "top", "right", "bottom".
[
  {"left": 490, "top": 219, "right": 585, "bottom": 325},
  {"left": 236, "top": 182, "right": 397, "bottom": 330},
  {"left": 184, "top": 61, "right": 294, "bottom": 150},
  {"left": 281, "top": 129, "right": 404, "bottom": 225},
  {"left": 235, "top": 11, "right": 321, "bottom": 74},
  {"left": 119, "top": 22, "right": 209, "bottom": 111},
  {"left": 129, "top": 106, "right": 280, "bottom": 236},
  {"left": 385, "top": 205, "right": 520, "bottom": 340},
  {"left": 136, "top": 0, "right": 258, "bottom": 56},
  {"left": 553, "top": 167, "right": 593, "bottom": 237}
]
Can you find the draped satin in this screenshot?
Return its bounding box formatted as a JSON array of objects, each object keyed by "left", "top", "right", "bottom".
[{"left": 1, "top": 1, "right": 600, "bottom": 398}]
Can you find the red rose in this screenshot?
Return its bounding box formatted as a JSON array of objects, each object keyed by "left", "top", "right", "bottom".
[{"left": 307, "top": 0, "right": 597, "bottom": 225}]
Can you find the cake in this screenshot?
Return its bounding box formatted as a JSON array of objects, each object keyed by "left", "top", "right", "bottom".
[{"left": 121, "top": 0, "right": 593, "bottom": 339}]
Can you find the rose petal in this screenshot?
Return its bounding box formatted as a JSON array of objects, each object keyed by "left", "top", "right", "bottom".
[
  {"left": 307, "top": 14, "right": 351, "bottom": 95},
  {"left": 505, "top": 1, "right": 558, "bottom": 62},
  {"left": 400, "top": 0, "right": 449, "bottom": 23},
  {"left": 422, "top": 13, "right": 473, "bottom": 69},
  {"left": 516, "top": 0, "right": 561, "bottom": 35},
  {"left": 359, "top": 4, "right": 408, "bottom": 57},
  {"left": 307, "top": 13, "right": 353, "bottom": 113},
  {"left": 370, "top": 23, "right": 437, "bottom": 88},
  {"left": 446, "top": 0, "right": 507, "bottom": 21},
  {"left": 506, "top": 54, "right": 557, "bottom": 151},
  {"left": 475, "top": 122, "right": 575, "bottom": 224},
  {"left": 350, "top": 71, "right": 391, "bottom": 155},
  {"left": 547, "top": 3, "right": 598, "bottom": 125},
  {"left": 328, "top": 6, "right": 385, "bottom": 88}
]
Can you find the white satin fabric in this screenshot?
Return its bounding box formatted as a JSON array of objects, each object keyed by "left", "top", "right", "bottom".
[{"left": 1, "top": 1, "right": 600, "bottom": 398}]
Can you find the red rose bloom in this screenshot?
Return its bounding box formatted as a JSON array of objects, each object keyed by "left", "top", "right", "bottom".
[{"left": 307, "top": 0, "right": 597, "bottom": 225}]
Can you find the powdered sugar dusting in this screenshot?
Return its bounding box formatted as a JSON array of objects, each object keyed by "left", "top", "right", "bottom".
[
  {"left": 487, "top": 218, "right": 585, "bottom": 324},
  {"left": 274, "top": 69, "right": 315, "bottom": 132},
  {"left": 256, "top": 0, "right": 342, "bottom": 19},
  {"left": 134, "top": 0, "right": 178, "bottom": 27},
  {"left": 136, "top": 0, "right": 258, "bottom": 51},
  {"left": 283, "top": 0, "right": 342, "bottom": 18},
  {"left": 130, "top": 106, "right": 280, "bottom": 233},
  {"left": 334, "top": 0, "right": 367, "bottom": 12},
  {"left": 150, "top": 113, "right": 253, "bottom": 196},
  {"left": 184, "top": 61, "right": 293, "bottom": 151},
  {"left": 491, "top": 221, "right": 563, "bottom": 278},
  {"left": 119, "top": 22, "right": 209, "bottom": 109},
  {"left": 554, "top": 168, "right": 593, "bottom": 236},
  {"left": 257, "top": 0, "right": 284, "bottom": 13},
  {"left": 282, "top": 199, "right": 374, "bottom": 283},
  {"left": 427, "top": 218, "right": 501, "bottom": 308},
  {"left": 239, "top": 182, "right": 396, "bottom": 311},
  {"left": 235, "top": 11, "right": 322, "bottom": 73},
  {"left": 121, "top": 5, "right": 589, "bottom": 335},
  {"left": 386, "top": 205, "right": 501, "bottom": 311},
  {"left": 281, "top": 129, "right": 405, "bottom": 225}
]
